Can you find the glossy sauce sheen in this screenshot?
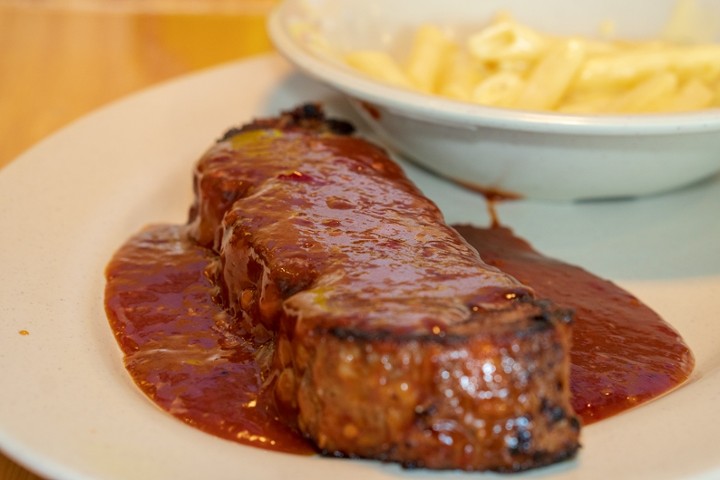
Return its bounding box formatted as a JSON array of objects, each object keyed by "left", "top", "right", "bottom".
[
  {"left": 105, "top": 225, "right": 313, "bottom": 454},
  {"left": 185, "top": 119, "right": 580, "bottom": 472},
  {"left": 454, "top": 225, "right": 695, "bottom": 423},
  {"left": 191, "top": 129, "right": 529, "bottom": 336},
  {"left": 105, "top": 222, "right": 694, "bottom": 452}
]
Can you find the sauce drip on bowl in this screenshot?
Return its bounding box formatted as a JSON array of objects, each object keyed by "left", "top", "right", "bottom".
[{"left": 105, "top": 223, "right": 694, "bottom": 452}]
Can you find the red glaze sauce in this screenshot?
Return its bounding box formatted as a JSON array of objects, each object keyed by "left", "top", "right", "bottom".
[
  {"left": 105, "top": 222, "right": 694, "bottom": 452},
  {"left": 454, "top": 225, "right": 695, "bottom": 424},
  {"left": 105, "top": 224, "right": 313, "bottom": 454}
]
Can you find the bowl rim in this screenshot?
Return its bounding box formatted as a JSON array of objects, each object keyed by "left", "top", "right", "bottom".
[{"left": 268, "top": 0, "right": 720, "bottom": 136}]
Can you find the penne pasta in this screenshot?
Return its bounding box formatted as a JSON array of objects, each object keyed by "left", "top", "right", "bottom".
[
  {"left": 467, "top": 19, "right": 549, "bottom": 61},
  {"left": 472, "top": 71, "right": 524, "bottom": 107},
  {"left": 513, "top": 40, "right": 586, "bottom": 110},
  {"left": 577, "top": 49, "right": 673, "bottom": 90},
  {"left": 712, "top": 80, "right": 720, "bottom": 107},
  {"left": 609, "top": 72, "right": 679, "bottom": 113},
  {"left": 344, "top": 50, "right": 414, "bottom": 89},
  {"left": 437, "top": 48, "right": 486, "bottom": 101},
  {"left": 660, "top": 78, "right": 715, "bottom": 111},
  {"left": 671, "top": 45, "right": 720, "bottom": 82},
  {"left": 342, "top": 10, "right": 720, "bottom": 114},
  {"left": 405, "top": 24, "right": 453, "bottom": 92}
]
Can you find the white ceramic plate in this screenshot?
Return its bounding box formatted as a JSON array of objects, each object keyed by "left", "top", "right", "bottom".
[{"left": 1, "top": 54, "right": 719, "bottom": 480}]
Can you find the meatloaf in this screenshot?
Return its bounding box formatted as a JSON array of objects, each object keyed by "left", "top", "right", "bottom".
[{"left": 187, "top": 104, "right": 580, "bottom": 471}]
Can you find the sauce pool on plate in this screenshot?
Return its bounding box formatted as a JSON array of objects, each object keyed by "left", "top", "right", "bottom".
[
  {"left": 105, "top": 222, "right": 694, "bottom": 452},
  {"left": 454, "top": 225, "right": 694, "bottom": 423},
  {"left": 105, "top": 225, "right": 312, "bottom": 454}
]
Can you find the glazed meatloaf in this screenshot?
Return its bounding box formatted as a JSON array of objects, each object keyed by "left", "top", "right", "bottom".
[{"left": 187, "top": 105, "right": 580, "bottom": 471}]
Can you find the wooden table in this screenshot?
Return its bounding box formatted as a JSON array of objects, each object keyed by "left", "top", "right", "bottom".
[{"left": 0, "top": 1, "right": 276, "bottom": 477}]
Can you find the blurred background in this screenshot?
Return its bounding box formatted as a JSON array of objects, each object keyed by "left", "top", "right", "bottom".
[
  {"left": 0, "top": 1, "right": 276, "bottom": 477},
  {"left": 0, "top": 0, "right": 277, "bottom": 170}
]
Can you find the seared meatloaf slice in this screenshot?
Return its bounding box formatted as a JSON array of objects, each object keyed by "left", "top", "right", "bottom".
[{"left": 187, "top": 105, "right": 580, "bottom": 471}]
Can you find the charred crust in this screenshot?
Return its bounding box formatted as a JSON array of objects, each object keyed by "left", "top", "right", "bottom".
[
  {"left": 513, "top": 300, "right": 573, "bottom": 340},
  {"left": 532, "top": 299, "right": 573, "bottom": 325},
  {"left": 326, "top": 325, "right": 482, "bottom": 344},
  {"left": 327, "top": 326, "right": 390, "bottom": 342},
  {"left": 325, "top": 118, "right": 356, "bottom": 135},
  {"left": 275, "top": 276, "right": 309, "bottom": 298},
  {"left": 217, "top": 103, "right": 356, "bottom": 143},
  {"left": 538, "top": 299, "right": 574, "bottom": 325},
  {"left": 507, "top": 429, "right": 533, "bottom": 456},
  {"left": 497, "top": 444, "right": 580, "bottom": 473},
  {"left": 400, "top": 459, "right": 424, "bottom": 469},
  {"left": 323, "top": 448, "right": 351, "bottom": 459},
  {"left": 218, "top": 126, "right": 245, "bottom": 142},
  {"left": 541, "top": 397, "right": 569, "bottom": 424},
  {"left": 326, "top": 297, "right": 571, "bottom": 344},
  {"left": 293, "top": 103, "right": 324, "bottom": 121},
  {"left": 569, "top": 416, "right": 582, "bottom": 431}
]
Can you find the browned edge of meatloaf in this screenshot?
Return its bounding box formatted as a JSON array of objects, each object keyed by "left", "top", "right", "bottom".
[
  {"left": 286, "top": 297, "right": 579, "bottom": 472},
  {"left": 192, "top": 104, "right": 581, "bottom": 472}
]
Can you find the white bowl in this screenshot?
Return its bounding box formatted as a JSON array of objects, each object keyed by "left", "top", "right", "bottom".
[{"left": 268, "top": 0, "right": 720, "bottom": 201}]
